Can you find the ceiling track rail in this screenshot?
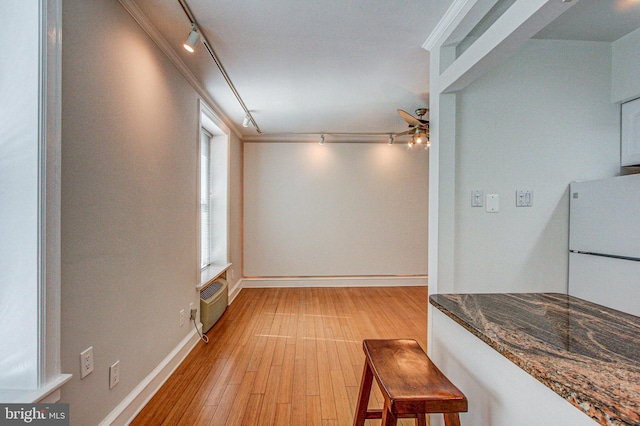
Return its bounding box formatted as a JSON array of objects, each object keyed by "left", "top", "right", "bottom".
[{"left": 177, "top": 0, "right": 262, "bottom": 133}]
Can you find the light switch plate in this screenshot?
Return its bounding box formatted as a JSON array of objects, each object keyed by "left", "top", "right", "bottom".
[
  {"left": 471, "top": 190, "right": 483, "bottom": 207},
  {"left": 516, "top": 190, "right": 533, "bottom": 207}
]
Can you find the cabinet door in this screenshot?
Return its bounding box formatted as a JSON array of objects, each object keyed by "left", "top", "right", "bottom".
[{"left": 621, "top": 98, "right": 640, "bottom": 166}]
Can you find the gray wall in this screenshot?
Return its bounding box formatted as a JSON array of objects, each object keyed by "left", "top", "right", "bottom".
[
  {"left": 243, "top": 142, "right": 429, "bottom": 277},
  {"left": 452, "top": 39, "right": 620, "bottom": 294},
  {"left": 60, "top": 0, "right": 242, "bottom": 424}
]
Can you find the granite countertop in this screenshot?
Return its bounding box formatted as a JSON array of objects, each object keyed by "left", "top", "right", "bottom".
[{"left": 429, "top": 293, "right": 640, "bottom": 426}]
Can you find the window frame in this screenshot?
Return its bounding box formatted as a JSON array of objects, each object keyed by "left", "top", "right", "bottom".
[{"left": 198, "top": 101, "right": 231, "bottom": 287}]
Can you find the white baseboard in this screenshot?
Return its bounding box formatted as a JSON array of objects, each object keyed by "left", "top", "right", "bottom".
[
  {"left": 99, "top": 328, "right": 202, "bottom": 426},
  {"left": 241, "top": 275, "right": 428, "bottom": 288}
]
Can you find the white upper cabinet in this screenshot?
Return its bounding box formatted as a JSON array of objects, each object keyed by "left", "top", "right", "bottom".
[{"left": 621, "top": 98, "right": 640, "bottom": 167}]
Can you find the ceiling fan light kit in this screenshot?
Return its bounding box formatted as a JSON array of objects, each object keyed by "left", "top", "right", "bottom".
[{"left": 394, "top": 108, "right": 430, "bottom": 149}]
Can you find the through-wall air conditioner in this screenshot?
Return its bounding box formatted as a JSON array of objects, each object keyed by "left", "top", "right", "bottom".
[{"left": 200, "top": 278, "right": 228, "bottom": 333}]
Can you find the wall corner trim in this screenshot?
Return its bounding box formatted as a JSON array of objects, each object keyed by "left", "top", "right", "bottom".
[
  {"left": 228, "top": 278, "right": 244, "bottom": 304},
  {"left": 98, "top": 329, "right": 201, "bottom": 426},
  {"left": 422, "top": 0, "right": 471, "bottom": 52}
]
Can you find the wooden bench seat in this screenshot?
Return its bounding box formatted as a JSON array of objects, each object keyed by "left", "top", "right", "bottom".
[{"left": 353, "top": 339, "right": 468, "bottom": 426}]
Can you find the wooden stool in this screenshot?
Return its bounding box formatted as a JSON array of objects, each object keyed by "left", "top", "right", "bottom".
[{"left": 353, "top": 339, "right": 467, "bottom": 426}]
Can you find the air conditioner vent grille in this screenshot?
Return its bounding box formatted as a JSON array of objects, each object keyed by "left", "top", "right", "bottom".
[{"left": 201, "top": 281, "right": 222, "bottom": 300}]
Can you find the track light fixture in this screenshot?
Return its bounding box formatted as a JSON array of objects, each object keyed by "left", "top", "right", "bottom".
[
  {"left": 319, "top": 134, "right": 325, "bottom": 145},
  {"left": 388, "top": 135, "right": 394, "bottom": 145},
  {"left": 183, "top": 24, "right": 201, "bottom": 53},
  {"left": 242, "top": 114, "right": 251, "bottom": 128},
  {"left": 178, "top": 0, "right": 261, "bottom": 132}
]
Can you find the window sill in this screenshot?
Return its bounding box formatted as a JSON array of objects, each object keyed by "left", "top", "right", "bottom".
[
  {"left": 0, "top": 374, "right": 72, "bottom": 403},
  {"left": 198, "top": 263, "right": 231, "bottom": 290}
]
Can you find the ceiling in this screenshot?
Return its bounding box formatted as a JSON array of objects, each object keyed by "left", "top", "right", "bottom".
[
  {"left": 535, "top": 0, "right": 640, "bottom": 42},
  {"left": 130, "top": 0, "right": 640, "bottom": 139},
  {"left": 131, "top": 0, "right": 454, "bottom": 138}
]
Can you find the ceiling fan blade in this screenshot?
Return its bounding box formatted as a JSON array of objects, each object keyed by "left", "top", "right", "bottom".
[{"left": 397, "top": 109, "right": 422, "bottom": 127}]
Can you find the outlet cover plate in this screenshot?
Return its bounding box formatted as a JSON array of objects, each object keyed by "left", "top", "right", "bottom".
[
  {"left": 109, "top": 360, "right": 120, "bottom": 389},
  {"left": 80, "top": 347, "right": 94, "bottom": 379}
]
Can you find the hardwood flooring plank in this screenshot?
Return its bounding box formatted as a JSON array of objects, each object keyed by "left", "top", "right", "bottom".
[
  {"left": 257, "top": 365, "right": 282, "bottom": 426},
  {"left": 291, "top": 357, "right": 307, "bottom": 424},
  {"left": 306, "top": 395, "right": 322, "bottom": 426},
  {"left": 274, "top": 403, "right": 292, "bottom": 426},
  {"left": 239, "top": 394, "right": 263, "bottom": 426},
  {"left": 209, "top": 383, "right": 240, "bottom": 425},
  {"left": 223, "top": 371, "right": 256, "bottom": 426},
  {"left": 330, "top": 369, "right": 352, "bottom": 426},
  {"left": 191, "top": 405, "right": 216, "bottom": 426},
  {"left": 276, "top": 344, "right": 296, "bottom": 404},
  {"left": 318, "top": 350, "right": 337, "bottom": 420}
]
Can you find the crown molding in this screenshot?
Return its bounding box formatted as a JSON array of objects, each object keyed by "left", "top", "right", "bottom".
[
  {"left": 422, "top": 0, "right": 473, "bottom": 52},
  {"left": 117, "top": 0, "right": 242, "bottom": 138}
]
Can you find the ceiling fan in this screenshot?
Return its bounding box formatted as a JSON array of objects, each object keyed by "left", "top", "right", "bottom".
[{"left": 393, "top": 108, "right": 430, "bottom": 148}]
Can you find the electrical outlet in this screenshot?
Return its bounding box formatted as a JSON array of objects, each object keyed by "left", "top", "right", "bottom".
[
  {"left": 109, "top": 360, "right": 120, "bottom": 389},
  {"left": 179, "top": 309, "right": 185, "bottom": 327},
  {"left": 189, "top": 302, "right": 197, "bottom": 321},
  {"left": 80, "top": 347, "right": 94, "bottom": 379}
]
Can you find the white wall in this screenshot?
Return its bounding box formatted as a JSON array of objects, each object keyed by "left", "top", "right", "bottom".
[
  {"left": 612, "top": 27, "right": 640, "bottom": 104},
  {"left": 60, "top": 0, "right": 242, "bottom": 424},
  {"left": 450, "top": 39, "right": 620, "bottom": 294},
  {"left": 243, "top": 142, "right": 428, "bottom": 278}
]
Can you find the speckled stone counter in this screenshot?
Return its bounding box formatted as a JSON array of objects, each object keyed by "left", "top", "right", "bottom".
[{"left": 429, "top": 293, "right": 640, "bottom": 426}]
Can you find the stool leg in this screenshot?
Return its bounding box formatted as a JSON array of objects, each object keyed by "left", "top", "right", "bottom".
[
  {"left": 353, "top": 361, "right": 374, "bottom": 426},
  {"left": 443, "top": 413, "right": 461, "bottom": 426},
  {"left": 415, "top": 413, "right": 427, "bottom": 426},
  {"left": 381, "top": 404, "right": 398, "bottom": 426}
]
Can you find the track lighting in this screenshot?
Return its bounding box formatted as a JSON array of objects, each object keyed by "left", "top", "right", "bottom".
[
  {"left": 242, "top": 114, "right": 251, "bottom": 128},
  {"left": 388, "top": 135, "right": 394, "bottom": 145},
  {"left": 183, "top": 24, "right": 200, "bottom": 52},
  {"left": 319, "top": 134, "right": 325, "bottom": 145}
]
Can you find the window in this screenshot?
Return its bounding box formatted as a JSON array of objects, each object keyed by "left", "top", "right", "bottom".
[
  {"left": 200, "top": 129, "right": 213, "bottom": 268},
  {"left": 0, "top": 0, "right": 70, "bottom": 402},
  {"left": 199, "top": 101, "right": 229, "bottom": 283}
]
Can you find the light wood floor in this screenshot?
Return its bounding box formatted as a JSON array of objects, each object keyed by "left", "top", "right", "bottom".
[{"left": 131, "top": 286, "right": 428, "bottom": 426}]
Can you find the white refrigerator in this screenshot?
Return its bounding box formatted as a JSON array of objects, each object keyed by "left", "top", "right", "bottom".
[{"left": 568, "top": 173, "right": 640, "bottom": 317}]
